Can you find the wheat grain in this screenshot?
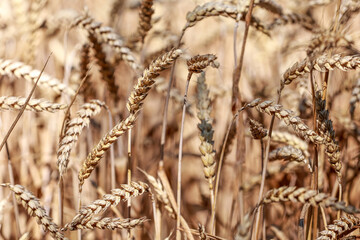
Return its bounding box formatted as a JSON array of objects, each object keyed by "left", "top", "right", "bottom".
[
  {"left": 0, "top": 96, "right": 67, "bottom": 112},
  {"left": 63, "top": 181, "right": 149, "bottom": 231},
  {"left": 317, "top": 214, "right": 360, "bottom": 240},
  {"left": 1, "top": 184, "right": 66, "bottom": 240},
  {"left": 57, "top": 100, "right": 106, "bottom": 177},
  {"left": 260, "top": 186, "right": 359, "bottom": 213},
  {"left": 0, "top": 58, "right": 75, "bottom": 96},
  {"left": 67, "top": 217, "right": 148, "bottom": 230}
]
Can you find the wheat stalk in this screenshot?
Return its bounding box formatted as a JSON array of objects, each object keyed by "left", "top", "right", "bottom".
[
  {"left": 63, "top": 181, "right": 149, "bottom": 231},
  {"left": 78, "top": 49, "right": 182, "bottom": 191},
  {"left": 0, "top": 96, "right": 67, "bottom": 112},
  {"left": 57, "top": 100, "right": 106, "bottom": 177},
  {"left": 259, "top": 186, "right": 359, "bottom": 214},
  {"left": 0, "top": 58, "right": 75, "bottom": 96},
  {"left": 1, "top": 184, "right": 66, "bottom": 240},
  {"left": 317, "top": 214, "right": 360, "bottom": 240}
]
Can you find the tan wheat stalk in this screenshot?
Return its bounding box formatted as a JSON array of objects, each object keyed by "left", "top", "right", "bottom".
[
  {"left": 0, "top": 58, "right": 75, "bottom": 96},
  {"left": 72, "top": 14, "right": 141, "bottom": 72},
  {"left": 183, "top": 2, "right": 269, "bottom": 36},
  {"left": 78, "top": 49, "right": 182, "bottom": 191},
  {"left": 350, "top": 77, "right": 360, "bottom": 118},
  {"left": 267, "top": 13, "right": 318, "bottom": 31},
  {"left": 249, "top": 119, "right": 267, "bottom": 139},
  {"left": 0, "top": 96, "right": 67, "bottom": 112},
  {"left": 268, "top": 145, "right": 306, "bottom": 164},
  {"left": 67, "top": 217, "right": 148, "bottom": 230},
  {"left": 1, "top": 184, "right": 66, "bottom": 240},
  {"left": 259, "top": 186, "right": 359, "bottom": 214},
  {"left": 63, "top": 181, "right": 149, "bottom": 231},
  {"left": 137, "top": 0, "right": 154, "bottom": 43},
  {"left": 57, "top": 100, "right": 106, "bottom": 177},
  {"left": 317, "top": 214, "right": 360, "bottom": 240}
]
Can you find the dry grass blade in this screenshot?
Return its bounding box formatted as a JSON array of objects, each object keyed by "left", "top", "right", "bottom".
[
  {"left": 78, "top": 49, "right": 181, "bottom": 190},
  {"left": 63, "top": 181, "right": 149, "bottom": 231},
  {"left": 317, "top": 214, "right": 360, "bottom": 240},
  {"left": 183, "top": 2, "right": 269, "bottom": 35},
  {"left": 0, "top": 184, "right": 66, "bottom": 240},
  {"left": 57, "top": 100, "right": 106, "bottom": 177},
  {"left": 67, "top": 216, "right": 148, "bottom": 230},
  {"left": 0, "top": 96, "right": 67, "bottom": 112},
  {"left": 0, "top": 58, "right": 75, "bottom": 96},
  {"left": 259, "top": 186, "right": 359, "bottom": 214}
]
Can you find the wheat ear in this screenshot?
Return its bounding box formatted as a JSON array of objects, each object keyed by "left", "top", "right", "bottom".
[
  {"left": 0, "top": 96, "right": 67, "bottom": 112},
  {"left": 267, "top": 12, "right": 318, "bottom": 31},
  {"left": 270, "top": 131, "right": 310, "bottom": 158},
  {"left": 339, "top": 1, "right": 360, "bottom": 25},
  {"left": 0, "top": 58, "right": 75, "bottom": 95},
  {"left": 63, "top": 181, "right": 149, "bottom": 231},
  {"left": 183, "top": 2, "right": 269, "bottom": 36},
  {"left": 136, "top": 0, "right": 154, "bottom": 43},
  {"left": 269, "top": 145, "right": 306, "bottom": 164},
  {"left": 282, "top": 54, "right": 360, "bottom": 87},
  {"left": 72, "top": 14, "right": 141, "bottom": 72},
  {"left": 259, "top": 186, "right": 359, "bottom": 214},
  {"left": 1, "top": 184, "right": 67, "bottom": 240},
  {"left": 67, "top": 217, "right": 148, "bottom": 230},
  {"left": 317, "top": 214, "right": 360, "bottom": 240},
  {"left": 249, "top": 119, "right": 268, "bottom": 139},
  {"left": 78, "top": 49, "right": 182, "bottom": 191},
  {"left": 57, "top": 100, "right": 106, "bottom": 177}
]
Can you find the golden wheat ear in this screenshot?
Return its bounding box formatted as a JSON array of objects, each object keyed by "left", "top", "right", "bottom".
[
  {"left": 317, "top": 214, "right": 360, "bottom": 240},
  {"left": 0, "top": 96, "right": 67, "bottom": 112},
  {"left": 1, "top": 184, "right": 67, "bottom": 240}
]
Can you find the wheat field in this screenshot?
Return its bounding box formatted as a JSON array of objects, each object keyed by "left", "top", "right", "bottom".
[{"left": 0, "top": 0, "right": 360, "bottom": 239}]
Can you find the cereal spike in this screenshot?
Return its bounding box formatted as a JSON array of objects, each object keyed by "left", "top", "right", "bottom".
[
  {"left": 267, "top": 13, "right": 318, "bottom": 31},
  {"left": 187, "top": 54, "right": 219, "bottom": 73},
  {"left": 260, "top": 186, "right": 360, "bottom": 213},
  {"left": 0, "top": 59, "right": 75, "bottom": 96},
  {"left": 57, "top": 100, "right": 105, "bottom": 177},
  {"left": 1, "top": 184, "right": 67, "bottom": 240},
  {"left": 78, "top": 49, "right": 182, "bottom": 190},
  {"left": 268, "top": 145, "right": 306, "bottom": 164},
  {"left": 350, "top": 77, "right": 360, "bottom": 118},
  {"left": 249, "top": 119, "right": 267, "bottom": 139},
  {"left": 0, "top": 96, "right": 67, "bottom": 112},
  {"left": 63, "top": 181, "right": 149, "bottom": 231},
  {"left": 183, "top": 2, "right": 269, "bottom": 35},
  {"left": 317, "top": 214, "right": 360, "bottom": 240},
  {"left": 137, "top": 0, "right": 154, "bottom": 43},
  {"left": 68, "top": 217, "right": 148, "bottom": 230}
]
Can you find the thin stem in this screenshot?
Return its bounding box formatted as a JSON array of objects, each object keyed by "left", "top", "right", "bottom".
[
  {"left": 58, "top": 177, "right": 64, "bottom": 226},
  {"left": 127, "top": 128, "right": 132, "bottom": 239},
  {"left": 176, "top": 72, "right": 192, "bottom": 240},
  {"left": 5, "top": 142, "right": 21, "bottom": 238}
]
